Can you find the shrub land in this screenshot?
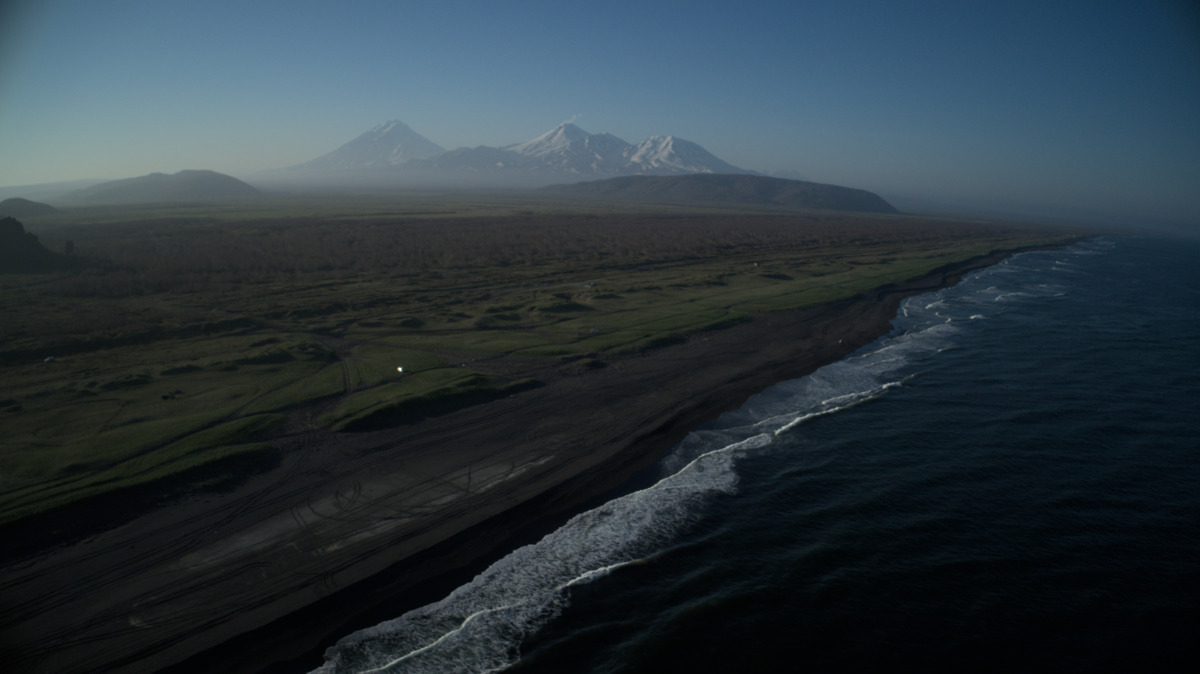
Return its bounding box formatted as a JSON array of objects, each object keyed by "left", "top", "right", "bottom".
[{"left": 0, "top": 195, "right": 1081, "bottom": 534}]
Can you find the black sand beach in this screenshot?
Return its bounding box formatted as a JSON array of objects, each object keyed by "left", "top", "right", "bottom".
[{"left": 0, "top": 252, "right": 1021, "bottom": 673}]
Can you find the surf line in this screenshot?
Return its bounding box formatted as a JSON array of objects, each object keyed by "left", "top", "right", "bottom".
[
  {"left": 348, "top": 432, "right": 771, "bottom": 672},
  {"left": 354, "top": 554, "right": 661, "bottom": 674},
  {"left": 773, "top": 381, "right": 901, "bottom": 436}
]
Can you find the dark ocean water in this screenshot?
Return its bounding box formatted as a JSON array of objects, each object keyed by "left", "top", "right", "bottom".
[{"left": 313, "top": 236, "right": 1200, "bottom": 673}]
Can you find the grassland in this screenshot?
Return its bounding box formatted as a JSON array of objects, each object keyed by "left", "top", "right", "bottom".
[{"left": 0, "top": 193, "right": 1082, "bottom": 532}]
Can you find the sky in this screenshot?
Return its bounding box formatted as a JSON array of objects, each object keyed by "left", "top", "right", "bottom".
[{"left": 1, "top": 0, "right": 1198, "bottom": 228}]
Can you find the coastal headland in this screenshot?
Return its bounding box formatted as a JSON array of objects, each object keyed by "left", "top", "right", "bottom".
[{"left": 0, "top": 197, "right": 1082, "bottom": 672}]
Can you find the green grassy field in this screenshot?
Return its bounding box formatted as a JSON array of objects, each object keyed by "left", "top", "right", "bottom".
[{"left": 0, "top": 194, "right": 1084, "bottom": 529}]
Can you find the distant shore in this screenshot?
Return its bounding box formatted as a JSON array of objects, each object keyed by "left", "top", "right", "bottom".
[{"left": 0, "top": 248, "right": 1041, "bottom": 674}]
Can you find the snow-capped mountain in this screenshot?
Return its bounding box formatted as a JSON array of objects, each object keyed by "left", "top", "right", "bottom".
[
  {"left": 502, "top": 123, "right": 631, "bottom": 174},
  {"left": 293, "top": 120, "right": 445, "bottom": 171},
  {"left": 622, "top": 135, "right": 745, "bottom": 175},
  {"left": 265, "top": 121, "right": 753, "bottom": 188},
  {"left": 410, "top": 123, "right": 751, "bottom": 184}
]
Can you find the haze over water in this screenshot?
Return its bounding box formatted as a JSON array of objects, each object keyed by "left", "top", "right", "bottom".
[{"left": 313, "top": 236, "right": 1200, "bottom": 672}]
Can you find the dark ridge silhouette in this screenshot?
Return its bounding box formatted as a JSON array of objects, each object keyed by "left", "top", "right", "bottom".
[
  {"left": 0, "top": 217, "right": 71, "bottom": 272},
  {"left": 0, "top": 197, "right": 60, "bottom": 219},
  {"left": 65, "top": 170, "right": 260, "bottom": 205},
  {"left": 542, "top": 173, "right": 899, "bottom": 214}
]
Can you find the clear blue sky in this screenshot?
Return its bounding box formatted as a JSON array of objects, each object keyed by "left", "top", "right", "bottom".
[{"left": 2, "top": 0, "right": 1198, "bottom": 226}]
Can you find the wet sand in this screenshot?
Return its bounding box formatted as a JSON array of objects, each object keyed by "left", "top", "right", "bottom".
[{"left": 0, "top": 252, "right": 1017, "bottom": 673}]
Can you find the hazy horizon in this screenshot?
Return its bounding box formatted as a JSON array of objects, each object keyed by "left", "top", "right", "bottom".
[{"left": 2, "top": 0, "right": 1198, "bottom": 229}]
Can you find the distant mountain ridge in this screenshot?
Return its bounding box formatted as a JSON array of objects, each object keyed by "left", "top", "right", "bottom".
[
  {"left": 542, "top": 174, "right": 899, "bottom": 214},
  {"left": 268, "top": 121, "right": 754, "bottom": 187},
  {"left": 501, "top": 124, "right": 632, "bottom": 174},
  {"left": 0, "top": 198, "right": 59, "bottom": 219},
  {"left": 64, "top": 170, "right": 260, "bottom": 204},
  {"left": 410, "top": 123, "right": 750, "bottom": 184},
  {"left": 621, "top": 135, "right": 746, "bottom": 175}
]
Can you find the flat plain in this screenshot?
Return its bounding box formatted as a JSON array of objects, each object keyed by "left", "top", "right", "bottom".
[{"left": 1, "top": 194, "right": 1078, "bottom": 539}]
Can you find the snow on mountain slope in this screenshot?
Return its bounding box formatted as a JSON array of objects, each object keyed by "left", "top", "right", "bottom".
[
  {"left": 491, "top": 123, "right": 750, "bottom": 177},
  {"left": 276, "top": 121, "right": 752, "bottom": 187},
  {"left": 623, "top": 135, "right": 745, "bottom": 175},
  {"left": 297, "top": 120, "right": 445, "bottom": 171},
  {"left": 501, "top": 123, "right": 631, "bottom": 174}
]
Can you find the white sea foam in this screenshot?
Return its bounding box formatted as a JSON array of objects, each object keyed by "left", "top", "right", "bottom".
[
  {"left": 774, "top": 381, "right": 900, "bottom": 436},
  {"left": 312, "top": 241, "right": 1099, "bottom": 673},
  {"left": 314, "top": 433, "right": 763, "bottom": 673}
]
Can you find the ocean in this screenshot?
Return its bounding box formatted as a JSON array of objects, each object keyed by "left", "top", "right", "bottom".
[{"left": 311, "top": 235, "right": 1200, "bottom": 673}]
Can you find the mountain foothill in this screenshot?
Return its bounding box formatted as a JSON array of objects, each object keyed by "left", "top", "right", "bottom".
[
  {"left": 541, "top": 174, "right": 899, "bottom": 214},
  {"left": 0, "top": 197, "right": 60, "bottom": 220},
  {"left": 61, "top": 170, "right": 261, "bottom": 205}
]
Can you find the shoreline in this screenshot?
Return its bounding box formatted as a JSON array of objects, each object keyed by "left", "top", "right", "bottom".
[{"left": 0, "top": 249, "right": 1036, "bottom": 673}]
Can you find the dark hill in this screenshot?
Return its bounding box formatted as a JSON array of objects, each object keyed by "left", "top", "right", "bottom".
[
  {"left": 542, "top": 174, "right": 899, "bottom": 214},
  {"left": 0, "top": 198, "right": 60, "bottom": 219},
  {"left": 0, "top": 217, "right": 70, "bottom": 272},
  {"left": 66, "top": 170, "right": 260, "bottom": 204}
]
